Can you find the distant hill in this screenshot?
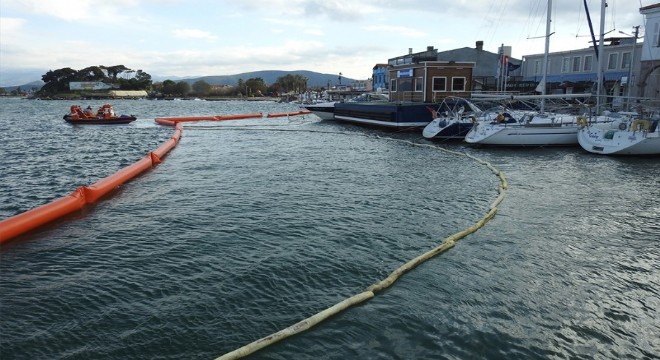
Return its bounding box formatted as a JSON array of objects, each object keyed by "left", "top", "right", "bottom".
[
  {"left": 178, "top": 70, "right": 356, "bottom": 88},
  {"left": 3, "top": 80, "right": 44, "bottom": 93},
  {"left": 0, "top": 70, "right": 356, "bottom": 91}
]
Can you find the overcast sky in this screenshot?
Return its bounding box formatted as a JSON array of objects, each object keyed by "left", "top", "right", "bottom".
[{"left": 0, "top": 0, "right": 655, "bottom": 86}]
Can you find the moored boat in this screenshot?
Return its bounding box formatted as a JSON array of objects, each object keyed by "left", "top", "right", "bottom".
[
  {"left": 422, "top": 97, "right": 482, "bottom": 140},
  {"left": 464, "top": 111, "right": 581, "bottom": 146},
  {"left": 64, "top": 104, "right": 137, "bottom": 125},
  {"left": 303, "top": 92, "right": 389, "bottom": 121},
  {"left": 577, "top": 113, "right": 660, "bottom": 155},
  {"left": 304, "top": 101, "right": 336, "bottom": 120}
]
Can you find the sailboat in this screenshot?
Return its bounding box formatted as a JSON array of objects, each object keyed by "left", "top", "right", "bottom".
[
  {"left": 422, "top": 97, "right": 482, "bottom": 140},
  {"left": 576, "top": 0, "right": 660, "bottom": 155},
  {"left": 577, "top": 113, "right": 660, "bottom": 155},
  {"left": 464, "top": 0, "right": 591, "bottom": 147}
]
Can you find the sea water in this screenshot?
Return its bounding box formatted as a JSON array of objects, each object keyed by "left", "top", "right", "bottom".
[{"left": 0, "top": 97, "right": 658, "bottom": 359}]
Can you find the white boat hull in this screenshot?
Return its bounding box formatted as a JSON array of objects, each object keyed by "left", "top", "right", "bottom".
[
  {"left": 422, "top": 118, "right": 473, "bottom": 139},
  {"left": 577, "top": 122, "right": 660, "bottom": 155},
  {"left": 465, "top": 123, "right": 579, "bottom": 146},
  {"left": 333, "top": 115, "right": 429, "bottom": 128},
  {"left": 304, "top": 102, "right": 336, "bottom": 120}
]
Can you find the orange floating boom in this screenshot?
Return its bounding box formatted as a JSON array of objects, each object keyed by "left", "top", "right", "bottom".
[
  {"left": 154, "top": 113, "right": 263, "bottom": 125},
  {"left": 266, "top": 110, "right": 312, "bottom": 118},
  {"left": 0, "top": 113, "right": 265, "bottom": 244}
]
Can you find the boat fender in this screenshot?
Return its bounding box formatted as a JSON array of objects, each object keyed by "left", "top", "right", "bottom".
[
  {"left": 618, "top": 122, "right": 627, "bottom": 131},
  {"left": 576, "top": 116, "right": 588, "bottom": 127},
  {"left": 631, "top": 119, "right": 650, "bottom": 132}
]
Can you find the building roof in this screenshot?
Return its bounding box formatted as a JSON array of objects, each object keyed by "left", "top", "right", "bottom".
[
  {"left": 640, "top": 3, "right": 660, "bottom": 12},
  {"left": 436, "top": 47, "right": 521, "bottom": 78},
  {"left": 109, "top": 90, "right": 148, "bottom": 97}
]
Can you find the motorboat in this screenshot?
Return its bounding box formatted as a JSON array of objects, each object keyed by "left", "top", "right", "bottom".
[
  {"left": 304, "top": 101, "right": 336, "bottom": 120},
  {"left": 64, "top": 104, "right": 137, "bottom": 125},
  {"left": 304, "top": 92, "right": 390, "bottom": 121},
  {"left": 577, "top": 112, "right": 660, "bottom": 155},
  {"left": 422, "top": 97, "right": 482, "bottom": 140}
]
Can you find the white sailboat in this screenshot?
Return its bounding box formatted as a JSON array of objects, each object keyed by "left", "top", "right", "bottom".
[
  {"left": 577, "top": 113, "right": 660, "bottom": 155},
  {"left": 422, "top": 97, "right": 482, "bottom": 140},
  {"left": 465, "top": 110, "right": 583, "bottom": 146},
  {"left": 576, "top": 0, "right": 660, "bottom": 155},
  {"left": 464, "top": 0, "right": 588, "bottom": 147}
]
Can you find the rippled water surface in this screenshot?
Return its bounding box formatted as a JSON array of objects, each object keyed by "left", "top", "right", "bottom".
[{"left": 1, "top": 98, "right": 658, "bottom": 359}]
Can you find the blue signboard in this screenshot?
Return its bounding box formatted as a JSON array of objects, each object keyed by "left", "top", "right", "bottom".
[{"left": 398, "top": 69, "right": 413, "bottom": 78}]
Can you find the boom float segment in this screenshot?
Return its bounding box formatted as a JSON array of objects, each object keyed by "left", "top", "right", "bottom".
[{"left": 266, "top": 110, "right": 312, "bottom": 118}]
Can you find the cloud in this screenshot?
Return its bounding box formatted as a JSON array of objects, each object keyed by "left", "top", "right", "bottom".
[
  {"left": 301, "top": 1, "right": 380, "bottom": 21},
  {"left": 363, "top": 25, "right": 426, "bottom": 38},
  {"left": 0, "top": 17, "right": 26, "bottom": 34},
  {"left": 1, "top": 0, "right": 142, "bottom": 22},
  {"left": 172, "top": 28, "right": 218, "bottom": 41},
  {"left": 304, "top": 28, "right": 324, "bottom": 36}
]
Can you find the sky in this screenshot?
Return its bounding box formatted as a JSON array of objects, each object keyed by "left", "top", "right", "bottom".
[{"left": 0, "top": 0, "right": 656, "bottom": 86}]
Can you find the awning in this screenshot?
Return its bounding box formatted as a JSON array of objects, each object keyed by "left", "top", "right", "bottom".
[{"left": 525, "top": 71, "right": 629, "bottom": 83}]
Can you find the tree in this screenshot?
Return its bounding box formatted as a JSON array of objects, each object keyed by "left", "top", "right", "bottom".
[
  {"left": 192, "top": 80, "right": 211, "bottom": 96},
  {"left": 174, "top": 81, "right": 190, "bottom": 96},
  {"left": 118, "top": 69, "right": 152, "bottom": 90},
  {"left": 40, "top": 67, "right": 77, "bottom": 95},
  {"left": 103, "top": 65, "right": 131, "bottom": 82},
  {"left": 274, "top": 74, "right": 308, "bottom": 93},
  {"left": 161, "top": 80, "right": 176, "bottom": 96},
  {"left": 245, "top": 77, "right": 267, "bottom": 96},
  {"left": 75, "top": 66, "right": 106, "bottom": 81},
  {"left": 36, "top": 65, "right": 153, "bottom": 96}
]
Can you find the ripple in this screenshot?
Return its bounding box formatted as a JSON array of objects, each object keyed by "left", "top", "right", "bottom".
[{"left": 2, "top": 99, "right": 659, "bottom": 359}]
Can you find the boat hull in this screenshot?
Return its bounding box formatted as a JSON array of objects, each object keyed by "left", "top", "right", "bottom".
[
  {"left": 333, "top": 102, "right": 432, "bottom": 128},
  {"left": 465, "top": 122, "right": 579, "bottom": 146},
  {"left": 304, "top": 102, "right": 336, "bottom": 120},
  {"left": 63, "top": 115, "right": 137, "bottom": 125},
  {"left": 422, "top": 118, "right": 474, "bottom": 140},
  {"left": 577, "top": 122, "right": 660, "bottom": 155}
]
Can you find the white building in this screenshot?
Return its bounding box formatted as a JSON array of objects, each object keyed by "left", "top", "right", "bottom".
[{"left": 639, "top": 3, "right": 660, "bottom": 99}]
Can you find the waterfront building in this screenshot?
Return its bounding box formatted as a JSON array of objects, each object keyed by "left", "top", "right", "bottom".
[
  {"left": 387, "top": 46, "right": 474, "bottom": 102},
  {"left": 639, "top": 3, "right": 660, "bottom": 100},
  {"left": 435, "top": 41, "right": 527, "bottom": 93},
  {"left": 521, "top": 37, "right": 643, "bottom": 108},
  {"left": 372, "top": 64, "right": 389, "bottom": 92}
]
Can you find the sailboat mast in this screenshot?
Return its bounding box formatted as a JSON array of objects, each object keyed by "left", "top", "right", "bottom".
[
  {"left": 596, "top": 0, "right": 606, "bottom": 112},
  {"left": 541, "top": 0, "right": 552, "bottom": 113}
]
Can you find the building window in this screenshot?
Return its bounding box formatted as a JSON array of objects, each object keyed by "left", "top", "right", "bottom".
[
  {"left": 414, "top": 77, "right": 423, "bottom": 92},
  {"left": 572, "top": 57, "right": 581, "bottom": 72},
  {"left": 452, "top": 77, "right": 466, "bottom": 92},
  {"left": 561, "top": 57, "right": 570, "bottom": 73},
  {"left": 608, "top": 53, "right": 618, "bottom": 70},
  {"left": 390, "top": 79, "right": 397, "bottom": 92},
  {"left": 398, "top": 78, "right": 413, "bottom": 92},
  {"left": 654, "top": 22, "right": 660, "bottom": 47},
  {"left": 621, "top": 52, "right": 632, "bottom": 69},
  {"left": 583, "top": 55, "right": 593, "bottom": 71},
  {"left": 432, "top": 77, "right": 447, "bottom": 92}
]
